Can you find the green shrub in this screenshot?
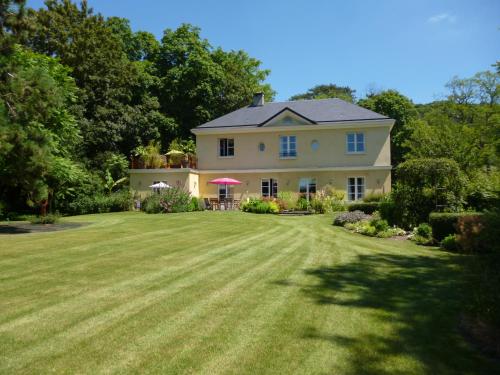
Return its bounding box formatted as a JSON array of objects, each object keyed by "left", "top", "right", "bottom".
[
  {"left": 327, "top": 197, "right": 346, "bottom": 212},
  {"left": 315, "top": 187, "right": 346, "bottom": 213},
  {"left": 378, "top": 227, "right": 406, "bottom": 238},
  {"left": 416, "top": 223, "right": 432, "bottom": 239},
  {"left": 241, "top": 198, "right": 279, "bottom": 214},
  {"left": 343, "top": 217, "right": 406, "bottom": 238},
  {"left": 428, "top": 212, "right": 480, "bottom": 241},
  {"left": 196, "top": 197, "right": 206, "bottom": 211},
  {"left": 371, "top": 218, "right": 389, "bottom": 233},
  {"left": 361, "top": 224, "right": 377, "bottom": 236},
  {"left": 141, "top": 194, "right": 162, "bottom": 214},
  {"left": 141, "top": 187, "right": 192, "bottom": 214},
  {"left": 478, "top": 210, "right": 500, "bottom": 254},
  {"left": 379, "top": 201, "right": 396, "bottom": 226},
  {"left": 276, "top": 191, "right": 298, "bottom": 211},
  {"left": 347, "top": 202, "right": 379, "bottom": 214},
  {"left": 188, "top": 197, "right": 203, "bottom": 212},
  {"left": 411, "top": 234, "right": 432, "bottom": 245},
  {"left": 409, "top": 223, "right": 433, "bottom": 245},
  {"left": 310, "top": 198, "right": 326, "bottom": 214},
  {"left": 67, "top": 190, "right": 133, "bottom": 215},
  {"left": 363, "top": 193, "right": 385, "bottom": 202},
  {"left": 441, "top": 234, "right": 459, "bottom": 252},
  {"left": 456, "top": 214, "right": 487, "bottom": 254},
  {"left": 464, "top": 170, "right": 500, "bottom": 211},
  {"left": 29, "top": 213, "right": 60, "bottom": 224},
  {"left": 391, "top": 158, "right": 465, "bottom": 228},
  {"left": 296, "top": 197, "right": 309, "bottom": 211}
]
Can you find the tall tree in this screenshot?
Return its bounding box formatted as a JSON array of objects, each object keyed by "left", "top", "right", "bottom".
[
  {"left": 105, "top": 17, "right": 159, "bottom": 61},
  {"left": 155, "top": 24, "right": 274, "bottom": 137},
  {"left": 358, "top": 90, "right": 417, "bottom": 166},
  {"left": 289, "top": 84, "right": 356, "bottom": 102},
  {"left": 26, "top": 0, "right": 171, "bottom": 158},
  {"left": 0, "top": 45, "right": 81, "bottom": 210},
  {"left": 411, "top": 70, "right": 500, "bottom": 171},
  {"left": 0, "top": 0, "right": 30, "bottom": 53}
]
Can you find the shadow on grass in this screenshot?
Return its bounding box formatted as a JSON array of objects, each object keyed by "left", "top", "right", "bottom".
[
  {"left": 0, "top": 222, "right": 86, "bottom": 235},
  {"left": 300, "top": 252, "right": 498, "bottom": 374}
]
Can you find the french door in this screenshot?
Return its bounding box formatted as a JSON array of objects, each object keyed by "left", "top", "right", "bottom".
[{"left": 299, "top": 178, "right": 316, "bottom": 200}]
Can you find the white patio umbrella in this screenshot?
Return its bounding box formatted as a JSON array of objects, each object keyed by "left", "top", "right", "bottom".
[{"left": 149, "top": 181, "right": 170, "bottom": 189}]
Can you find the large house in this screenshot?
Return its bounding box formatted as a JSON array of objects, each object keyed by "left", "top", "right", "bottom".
[{"left": 129, "top": 93, "right": 394, "bottom": 201}]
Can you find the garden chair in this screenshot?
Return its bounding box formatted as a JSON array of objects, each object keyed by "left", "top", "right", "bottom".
[
  {"left": 204, "top": 198, "right": 212, "bottom": 210},
  {"left": 223, "top": 198, "right": 232, "bottom": 210},
  {"left": 209, "top": 198, "right": 220, "bottom": 210}
]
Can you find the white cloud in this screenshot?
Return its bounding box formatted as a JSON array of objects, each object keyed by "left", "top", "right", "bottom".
[{"left": 428, "top": 13, "right": 457, "bottom": 24}]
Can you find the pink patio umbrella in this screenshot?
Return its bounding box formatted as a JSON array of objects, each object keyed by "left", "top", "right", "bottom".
[{"left": 208, "top": 177, "right": 242, "bottom": 199}]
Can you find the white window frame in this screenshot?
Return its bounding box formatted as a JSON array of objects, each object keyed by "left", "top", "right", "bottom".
[
  {"left": 346, "top": 132, "right": 365, "bottom": 154},
  {"left": 218, "top": 138, "right": 234, "bottom": 158},
  {"left": 261, "top": 178, "right": 278, "bottom": 198},
  {"left": 299, "top": 177, "right": 316, "bottom": 201},
  {"left": 347, "top": 177, "right": 365, "bottom": 201},
  {"left": 280, "top": 135, "right": 297, "bottom": 159},
  {"left": 218, "top": 184, "right": 232, "bottom": 200}
]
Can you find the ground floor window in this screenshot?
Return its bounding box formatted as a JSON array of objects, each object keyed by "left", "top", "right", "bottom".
[
  {"left": 218, "top": 184, "right": 232, "bottom": 200},
  {"left": 261, "top": 178, "right": 278, "bottom": 198},
  {"left": 299, "top": 178, "right": 316, "bottom": 200},
  {"left": 348, "top": 177, "right": 365, "bottom": 201}
]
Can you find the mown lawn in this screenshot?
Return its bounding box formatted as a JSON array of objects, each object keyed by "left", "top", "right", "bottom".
[{"left": 0, "top": 211, "right": 497, "bottom": 374}]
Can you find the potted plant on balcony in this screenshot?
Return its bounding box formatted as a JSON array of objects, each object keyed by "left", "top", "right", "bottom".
[
  {"left": 166, "top": 149, "right": 184, "bottom": 168},
  {"left": 133, "top": 142, "right": 164, "bottom": 169},
  {"left": 167, "top": 138, "right": 197, "bottom": 168},
  {"left": 131, "top": 146, "right": 146, "bottom": 169}
]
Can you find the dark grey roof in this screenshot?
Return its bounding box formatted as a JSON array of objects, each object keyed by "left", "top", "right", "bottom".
[{"left": 196, "top": 98, "right": 390, "bottom": 129}]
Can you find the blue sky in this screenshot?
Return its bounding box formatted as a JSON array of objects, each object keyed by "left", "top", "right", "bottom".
[{"left": 28, "top": 0, "right": 500, "bottom": 103}]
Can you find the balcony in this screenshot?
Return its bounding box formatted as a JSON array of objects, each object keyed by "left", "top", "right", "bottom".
[{"left": 130, "top": 153, "right": 197, "bottom": 169}]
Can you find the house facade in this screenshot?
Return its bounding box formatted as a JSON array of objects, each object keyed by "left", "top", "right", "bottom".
[{"left": 129, "top": 94, "right": 394, "bottom": 201}]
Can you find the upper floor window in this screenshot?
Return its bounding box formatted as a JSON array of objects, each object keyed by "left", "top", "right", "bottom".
[
  {"left": 219, "top": 138, "right": 234, "bottom": 157},
  {"left": 280, "top": 135, "right": 296, "bottom": 158},
  {"left": 346, "top": 132, "right": 365, "bottom": 153},
  {"left": 347, "top": 177, "right": 365, "bottom": 201}
]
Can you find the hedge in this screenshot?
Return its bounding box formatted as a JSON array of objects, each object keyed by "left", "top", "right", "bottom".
[
  {"left": 347, "top": 202, "right": 379, "bottom": 214},
  {"left": 456, "top": 211, "right": 500, "bottom": 254},
  {"left": 429, "top": 212, "right": 481, "bottom": 242}
]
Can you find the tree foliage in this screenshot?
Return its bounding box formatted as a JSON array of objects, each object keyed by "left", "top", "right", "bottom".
[
  {"left": 0, "top": 45, "right": 81, "bottom": 210},
  {"left": 26, "top": 0, "right": 170, "bottom": 158},
  {"left": 358, "top": 90, "right": 417, "bottom": 166},
  {"left": 391, "top": 158, "right": 465, "bottom": 228},
  {"left": 289, "top": 84, "right": 356, "bottom": 102},
  {"left": 155, "top": 24, "right": 274, "bottom": 137}
]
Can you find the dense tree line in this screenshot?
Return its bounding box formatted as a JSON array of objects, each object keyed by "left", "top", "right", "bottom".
[{"left": 0, "top": 0, "right": 274, "bottom": 214}]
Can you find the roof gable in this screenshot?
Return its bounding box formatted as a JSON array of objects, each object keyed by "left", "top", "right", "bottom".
[{"left": 260, "top": 107, "right": 316, "bottom": 127}]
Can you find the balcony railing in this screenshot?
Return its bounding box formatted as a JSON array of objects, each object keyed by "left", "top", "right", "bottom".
[{"left": 130, "top": 154, "right": 198, "bottom": 169}]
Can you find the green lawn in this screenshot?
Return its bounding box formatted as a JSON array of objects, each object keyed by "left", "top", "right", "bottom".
[{"left": 0, "top": 212, "right": 497, "bottom": 374}]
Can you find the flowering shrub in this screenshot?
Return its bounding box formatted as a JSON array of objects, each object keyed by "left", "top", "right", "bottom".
[
  {"left": 344, "top": 221, "right": 406, "bottom": 238},
  {"left": 241, "top": 198, "right": 279, "bottom": 214},
  {"left": 333, "top": 210, "right": 371, "bottom": 226}
]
